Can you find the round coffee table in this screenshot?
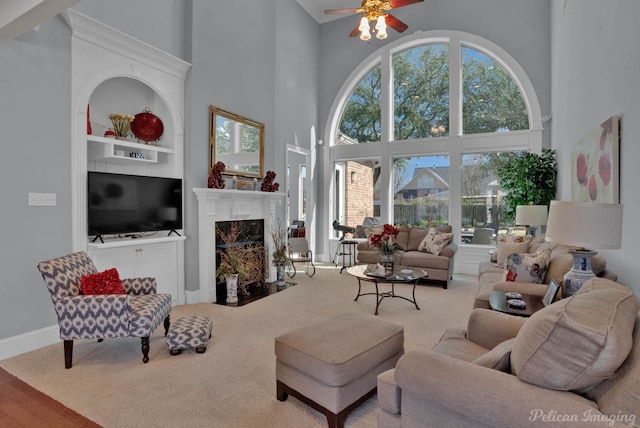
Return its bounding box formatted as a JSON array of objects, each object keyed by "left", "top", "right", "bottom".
[{"left": 347, "top": 265, "right": 426, "bottom": 315}]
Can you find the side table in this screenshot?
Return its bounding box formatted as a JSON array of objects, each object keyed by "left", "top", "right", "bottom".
[
  {"left": 336, "top": 240, "right": 358, "bottom": 273},
  {"left": 489, "top": 290, "right": 544, "bottom": 317}
]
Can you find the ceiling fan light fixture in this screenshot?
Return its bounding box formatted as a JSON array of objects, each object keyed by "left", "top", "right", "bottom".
[
  {"left": 359, "top": 16, "right": 372, "bottom": 41},
  {"left": 375, "top": 15, "right": 388, "bottom": 39}
]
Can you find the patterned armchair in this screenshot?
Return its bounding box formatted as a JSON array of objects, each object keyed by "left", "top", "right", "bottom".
[{"left": 37, "top": 251, "right": 172, "bottom": 368}]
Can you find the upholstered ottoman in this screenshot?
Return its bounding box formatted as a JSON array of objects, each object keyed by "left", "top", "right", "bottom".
[
  {"left": 275, "top": 312, "right": 404, "bottom": 428},
  {"left": 166, "top": 315, "right": 213, "bottom": 355}
]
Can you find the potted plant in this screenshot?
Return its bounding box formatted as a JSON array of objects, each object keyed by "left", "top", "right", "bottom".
[
  {"left": 216, "top": 223, "right": 249, "bottom": 303},
  {"left": 488, "top": 148, "right": 558, "bottom": 223},
  {"left": 270, "top": 219, "right": 289, "bottom": 285}
]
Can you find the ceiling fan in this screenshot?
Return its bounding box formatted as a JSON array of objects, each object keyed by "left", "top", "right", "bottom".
[{"left": 324, "top": 0, "right": 424, "bottom": 41}]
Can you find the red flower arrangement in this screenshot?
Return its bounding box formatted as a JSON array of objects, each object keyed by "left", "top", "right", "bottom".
[{"left": 369, "top": 224, "right": 400, "bottom": 255}]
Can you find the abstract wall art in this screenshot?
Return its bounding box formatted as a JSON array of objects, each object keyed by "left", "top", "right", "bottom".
[{"left": 571, "top": 115, "right": 619, "bottom": 203}]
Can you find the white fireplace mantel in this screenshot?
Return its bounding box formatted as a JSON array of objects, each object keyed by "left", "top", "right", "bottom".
[{"left": 192, "top": 188, "right": 286, "bottom": 303}]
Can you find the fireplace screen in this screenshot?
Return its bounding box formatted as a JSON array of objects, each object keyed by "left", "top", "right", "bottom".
[{"left": 215, "top": 220, "right": 266, "bottom": 295}]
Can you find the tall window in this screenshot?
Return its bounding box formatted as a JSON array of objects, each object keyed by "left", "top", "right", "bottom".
[
  {"left": 329, "top": 31, "right": 542, "bottom": 245},
  {"left": 462, "top": 47, "right": 528, "bottom": 134},
  {"left": 337, "top": 65, "right": 382, "bottom": 144},
  {"left": 333, "top": 159, "right": 381, "bottom": 238},
  {"left": 393, "top": 156, "right": 450, "bottom": 226},
  {"left": 394, "top": 44, "right": 449, "bottom": 140}
]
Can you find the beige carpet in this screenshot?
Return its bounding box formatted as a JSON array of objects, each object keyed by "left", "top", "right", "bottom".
[{"left": 1, "top": 264, "right": 478, "bottom": 427}]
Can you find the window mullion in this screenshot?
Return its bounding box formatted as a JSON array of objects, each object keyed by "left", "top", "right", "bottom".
[
  {"left": 380, "top": 51, "right": 393, "bottom": 143},
  {"left": 449, "top": 37, "right": 462, "bottom": 137}
]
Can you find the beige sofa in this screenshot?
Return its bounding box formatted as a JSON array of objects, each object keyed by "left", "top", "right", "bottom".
[
  {"left": 378, "top": 278, "right": 640, "bottom": 427},
  {"left": 475, "top": 234, "right": 617, "bottom": 309},
  {"left": 356, "top": 225, "right": 457, "bottom": 288}
]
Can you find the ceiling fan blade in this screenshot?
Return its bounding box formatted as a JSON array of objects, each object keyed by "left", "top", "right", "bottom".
[
  {"left": 390, "top": 0, "right": 424, "bottom": 8},
  {"left": 349, "top": 22, "right": 361, "bottom": 37},
  {"left": 324, "top": 7, "right": 359, "bottom": 14},
  {"left": 385, "top": 13, "right": 409, "bottom": 33}
]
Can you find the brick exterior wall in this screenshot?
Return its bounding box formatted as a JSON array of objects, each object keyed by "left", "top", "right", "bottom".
[{"left": 345, "top": 161, "right": 374, "bottom": 229}]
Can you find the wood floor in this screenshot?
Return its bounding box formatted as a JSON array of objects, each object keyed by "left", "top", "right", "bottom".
[{"left": 0, "top": 368, "right": 100, "bottom": 428}]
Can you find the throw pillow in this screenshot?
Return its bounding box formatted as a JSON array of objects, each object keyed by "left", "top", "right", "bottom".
[
  {"left": 418, "top": 231, "right": 453, "bottom": 255},
  {"left": 496, "top": 234, "right": 533, "bottom": 245},
  {"left": 80, "top": 268, "right": 126, "bottom": 295},
  {"left": 501, "top": 249, "right": 551, "bottom": 284},
  {"left": 494, "top": 241, "right": 531, "bottom": 268},
  {"left": 364, "top": 226, "right": 383, "bottom": 249},
  {"left": 511, "top": 278, "right": 640, "bottom": 392},
  {"left": 491, "top": 234, "right": 533, "bottom": 262}
]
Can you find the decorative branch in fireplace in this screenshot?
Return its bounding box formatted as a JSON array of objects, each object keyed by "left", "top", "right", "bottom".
[{"left": 215, "top": 220, "right": 266, "bottom": 295}]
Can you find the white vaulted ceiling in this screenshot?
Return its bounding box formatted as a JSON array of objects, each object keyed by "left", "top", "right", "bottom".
[
  {"left": 0, "top": 1, "right": 352, "bottom": 38},
  {"left": 296, "top": 0, "right": 360, "bottom": 24},
  {"left": 0, "top": 0, "right": 79, "bottom": 38}
]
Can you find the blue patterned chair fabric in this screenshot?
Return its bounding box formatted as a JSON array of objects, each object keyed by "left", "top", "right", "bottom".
[{"left": 37, "top": 251, "right": 172, "bottom": 368}]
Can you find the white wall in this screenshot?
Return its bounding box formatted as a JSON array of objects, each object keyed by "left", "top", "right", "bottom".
[{"left": 551, "top": 0, "right": 640, "bottom": 294}]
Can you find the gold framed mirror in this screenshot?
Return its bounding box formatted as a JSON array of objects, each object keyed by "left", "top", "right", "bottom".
[{"left": 209, "top": 105, "right": 264, "bottom": 179}]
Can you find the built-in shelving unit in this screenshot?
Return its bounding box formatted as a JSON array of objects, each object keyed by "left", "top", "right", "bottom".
[
  {"left": 65, "top": 9, "right": 191, "bottom": 305},
  {"left": 87, "top": 135, "right": 175, "bottom": 164}
]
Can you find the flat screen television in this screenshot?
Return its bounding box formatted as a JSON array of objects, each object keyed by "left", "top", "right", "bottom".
[{"left": 88, "top": 171, "right": 182, "bottom": 239}]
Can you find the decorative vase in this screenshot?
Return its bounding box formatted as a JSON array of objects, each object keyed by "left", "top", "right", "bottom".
[
  {"left": 86, "top": 104, "right": 92, "bottom": 135},
  {"left": 275, "top": 263, "right": 286, "bottom": 286},
  {"left": 380, "top": 253, "right": 394, "bottom": 274},
  {"left": 225, "top": 274, "right": 239, "bottom": 304},
  {"left": 563, "top": 249, "right": 596, "bottom": 297}
]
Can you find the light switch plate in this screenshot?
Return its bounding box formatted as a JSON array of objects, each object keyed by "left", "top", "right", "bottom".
[{"left": 28, "top": 193, "right": 56, "bottom": 206}]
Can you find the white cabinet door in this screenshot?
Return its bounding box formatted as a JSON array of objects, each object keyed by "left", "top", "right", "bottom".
[
  {"left": 89, "top": 246, "right": 138, "bottom": 278},
  {"left": 87, "top": 238, "right": 185, "bottom": 305},
  {"left": 136, "top": 241, "right": 180, "bottom": 300}
]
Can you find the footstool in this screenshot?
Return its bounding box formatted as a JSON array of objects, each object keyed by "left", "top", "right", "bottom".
[
  {"left": 275, "top": 312, "right": 404, "bottom": 428},
  {"left": 166, "top": 315, "right": 213, "bottom": 355}
]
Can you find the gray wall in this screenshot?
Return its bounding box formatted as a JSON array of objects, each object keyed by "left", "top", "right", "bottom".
[
  {"left": 1, "top": 0, "right": 639, "bottom": 344},
  {"left": 183, "top": 0, "right": 319, "bottom": 293},
  {"left": 0, "top": 15, "right": 72, "bottom": 337},
  {"left": 0, "top": 0, "right": 319, "bottom": 341},
  {"left": 550, "top": 0, "right": 640, "bottom": 294}
]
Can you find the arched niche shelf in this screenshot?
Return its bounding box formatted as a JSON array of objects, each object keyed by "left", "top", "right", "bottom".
[{"left": 87, "top": 77, "right": 177, "bottom": 176}]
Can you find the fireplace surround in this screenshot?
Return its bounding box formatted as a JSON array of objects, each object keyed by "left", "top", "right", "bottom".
[{"left": 193, "top": 188, "right": 285, "bottom": 303}]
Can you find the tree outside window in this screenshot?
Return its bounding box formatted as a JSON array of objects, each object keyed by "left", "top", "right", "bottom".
[{"left": 332, "top": 34, "right": 536, "bottom": 243}]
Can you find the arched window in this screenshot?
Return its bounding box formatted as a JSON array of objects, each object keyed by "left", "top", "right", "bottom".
[{"left": 328, "top": 31, "right": 542, "bottom": 245}]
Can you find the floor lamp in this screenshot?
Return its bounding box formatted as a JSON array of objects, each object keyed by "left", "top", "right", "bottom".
[{"left": 545, "top": 201, "right": 623, "bottom": 296}]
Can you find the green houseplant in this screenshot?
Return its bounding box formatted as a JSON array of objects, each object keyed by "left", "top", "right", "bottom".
[{"left": 490, "top": 148, "right": 558, "bottom": 222}]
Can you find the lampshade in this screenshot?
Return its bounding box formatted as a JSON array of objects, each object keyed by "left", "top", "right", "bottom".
[
  {"left": 375, "top": 16, "right": 387, "bottom": 39},
  {"left": 515, "top": 205, "right": 548, "bottom": 226},
  {"left": 545, "top": 201, "right": 623, "bottom": 249},
  {"left": 358, "top": 16, "right": 371, "bottom": 41}
]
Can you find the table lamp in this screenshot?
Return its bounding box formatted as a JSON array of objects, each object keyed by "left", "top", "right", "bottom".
[
  {"left": 515, "top": 204, "right": 548, "bottom": 236},
  {"left": 545, "top": 201, "right": 623, "bottom": 296}
]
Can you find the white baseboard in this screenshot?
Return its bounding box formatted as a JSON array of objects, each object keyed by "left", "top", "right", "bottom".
[
  {"left": 0, "top": 325, "right": 59, "bottom": 362},
  {"left": 185, "top": 288, "right": 216, "bottom": 304}
]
